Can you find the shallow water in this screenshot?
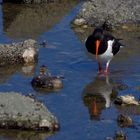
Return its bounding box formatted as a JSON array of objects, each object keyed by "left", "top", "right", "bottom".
[{"left": 0, "top": 1, "right": 140, "bottom": 140}]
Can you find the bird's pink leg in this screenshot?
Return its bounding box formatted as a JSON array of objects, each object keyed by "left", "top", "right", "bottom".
[{"left": 104, "top": 61, "right": 110, "bottom": 74}]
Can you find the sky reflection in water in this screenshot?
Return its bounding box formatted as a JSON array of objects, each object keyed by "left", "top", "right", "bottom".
[{"left": 0, "top": 1, "right": 140, "bottom": 140}]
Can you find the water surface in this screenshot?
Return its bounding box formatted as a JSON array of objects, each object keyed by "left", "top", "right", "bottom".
[{"left": 0, "top": 1, "right": 140, "bottom": 140}]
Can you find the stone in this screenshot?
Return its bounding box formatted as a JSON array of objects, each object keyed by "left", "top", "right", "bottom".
[
  {"left": 0, "top": 92, "right": 59, "bottom": 131},
  {"left": 117, "top": 114, "right": 133, "bottom": 128},
  {"left": 0, "top": 39, "right": 38, "bottom": 66},
  {"left": 22, "top": 47, "right": 37, "bottom": 63},
  {"left": 73, "top": 0, "right": 140, "bottom": 29},
  {"left": 31, "top": 65, "right": 63, "bottom": 92},
  {"left": 73, "top": 18, "right": 86, "bottom": 26},
  {"left": 114, "top": 130, "right": 127, "bottom": 140},
  {"left": 114, "top": 95, "right": 139, "bottom": 105}
]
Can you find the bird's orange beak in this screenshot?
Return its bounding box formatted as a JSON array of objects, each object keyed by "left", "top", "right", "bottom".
[{"left": 96, "top": 40, "right": 100, "bottom": 59}]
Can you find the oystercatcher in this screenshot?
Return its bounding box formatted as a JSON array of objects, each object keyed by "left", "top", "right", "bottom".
[{"left": 85, "top": 28, "right": 123, "bottom": 74}]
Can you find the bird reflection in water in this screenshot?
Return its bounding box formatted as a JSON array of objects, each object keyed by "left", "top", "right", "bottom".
[{"left": 82, "top": 74, "right": 118, "bottom": 120}]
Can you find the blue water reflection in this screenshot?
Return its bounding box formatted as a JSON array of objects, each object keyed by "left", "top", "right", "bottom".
[{"left": 0, "top": 1, "right": 140, "bottom": 140}]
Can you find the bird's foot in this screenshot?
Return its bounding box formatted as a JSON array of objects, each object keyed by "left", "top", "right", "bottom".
[
  {"left": 98, "top": 70, "right": 108, "bottom": 77},
  {"left": 104, "top": 70, "right": 109, "bottom": 75},
  {"left": 98, "top": 70, "right": 103, "bottom": 75},
  {"left": 98, "top": 70, "right": 109, "bottom": 77}
]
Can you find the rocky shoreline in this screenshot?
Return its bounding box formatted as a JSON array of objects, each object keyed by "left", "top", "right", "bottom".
[
  {"left": 0, "top": 39, "right": 59, "bottom": 132},
  {"left": 72, "top": 0, "right": 140, "bottom": 30},
  {"left": 0, "top": 39, "right": 38, "bottom": 66},
  {"left": 0, "top": 92, "right": 59, "bottom": 131}
]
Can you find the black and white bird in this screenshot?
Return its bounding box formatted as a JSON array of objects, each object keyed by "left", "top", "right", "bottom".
[{"left": 85, "top": 27, "right": 123, "bottom": 74}]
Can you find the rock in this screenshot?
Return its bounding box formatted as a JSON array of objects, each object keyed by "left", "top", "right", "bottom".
[
  {"left": 107, "top": 130, "right": 127, "bottom": 140},
  {"left": 0, "top": 39, "right": 38, "bottom": 66},
  {"left": 114, "top": 130, "right": 127, "bottom": 140},
  {"left": 31, "top": 65, "right": 63, "bottom": 92},
  {"left": 0, "top": 92, "right": 59, "bottom": 131},
  {"left": 73, "top": 0, "right": 140, "bottom": 29},
  {"left": 73, "top": 18, "right": 86, "bottom": 26},
  {"left": 117, "top": 114, "right": 133, "bottom": 128},
  {"left": 114, "top": 95, "right": 139, "bottom": 106},
  {"left": 22, "top": 47, "right": 37, "bottom": 63}
]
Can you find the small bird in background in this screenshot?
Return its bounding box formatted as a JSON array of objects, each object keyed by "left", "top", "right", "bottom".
[{"left": 85, "top": 27, "right": 124, "bottom": 74}]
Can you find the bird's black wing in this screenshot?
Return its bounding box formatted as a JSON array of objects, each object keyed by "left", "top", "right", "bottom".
[{"left": 112, "top": 39, "right": 122, "bottom": 55}]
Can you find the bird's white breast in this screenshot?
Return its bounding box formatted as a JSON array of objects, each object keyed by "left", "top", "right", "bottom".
[{"left": 98, "top": 40, "right": 114, "bottom": 62}]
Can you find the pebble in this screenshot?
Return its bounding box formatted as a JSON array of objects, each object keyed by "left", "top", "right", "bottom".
[
  {"left": 73, "top": 18, "right": 86, "bottom": 26},
  {"left": 114, "top": 95, "right": 139, "bottom": 105},
  {"left": 117, "top": 114, "right": 133, "bottom": 128}
]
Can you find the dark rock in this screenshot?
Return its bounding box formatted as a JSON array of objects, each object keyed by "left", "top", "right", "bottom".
[
  {"left": 0, "top": 92, "right": 59, "bottom": 131},
  {"left": 114, "top": 98, "right": 123, "bottom": 105},
  {"left": 114, "top": 130, "right": 127, "bottom": 140},
  {"left": 0, "top": 39, "right": 38, "bottom": 66},
  {"left": 117, "top": 114, "right": 133, "bottom": 128},
  {"left": 31, "top": 65, "right": 63, "bottom": 92},
  {"left": 73, "top": 0, "right": 140, "bottom": 29}
]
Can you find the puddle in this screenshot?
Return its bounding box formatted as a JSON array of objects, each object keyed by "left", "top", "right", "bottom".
[{"left": 0, "top": 1, "right": 140, "bottom": 140}]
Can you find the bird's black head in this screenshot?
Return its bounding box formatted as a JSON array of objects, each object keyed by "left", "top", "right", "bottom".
[{"left": 92, "top": 28, "right": 104, "bottom": 40}]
